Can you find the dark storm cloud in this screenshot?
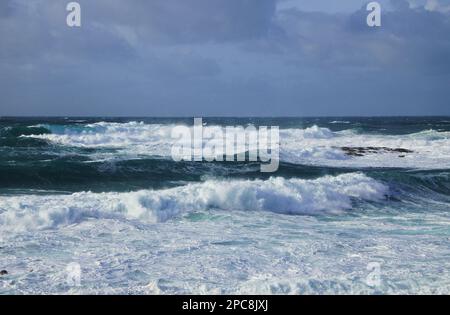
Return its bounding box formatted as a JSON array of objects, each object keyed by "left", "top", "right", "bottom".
[
  {"left": 0, "top": 0, "right": 450, "bottom": 116},
  {"left": 271, "top": 1, "right": 450, "bottom": 74},
  {"left": 74, "top": 0, "right": 277, "bottom": 43},
  {"left": 0, "top": 0, "right": 13, "bottom": 17},
  {"left": 345, "top": 1, "right": 450, "bottom": 74}
]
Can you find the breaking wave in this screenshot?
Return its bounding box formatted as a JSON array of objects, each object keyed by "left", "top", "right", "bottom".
[
  {"left": 0, "top": 173, "right": 388, "bottom": 232},
  {"left": 16, "top": 121, "right": 450, "bottom": 169}
]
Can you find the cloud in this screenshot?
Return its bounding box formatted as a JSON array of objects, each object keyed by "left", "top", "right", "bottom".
[
  {"left": 422, "top": 0, "right": 450, "bottom": 12},
  {"left": 76, "top": 0, "right": 277, "bottom": 44},
  {"left": 0, "top": 0, "right": 13, "bottom": 17},
  {"left": 269, "top": 0, "right": 450, "bottom": 75},
  {"left": 0, "top": 0, "right": 449, "bottom": 115}
]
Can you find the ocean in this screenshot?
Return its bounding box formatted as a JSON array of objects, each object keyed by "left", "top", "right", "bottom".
[{"left": 0, "top": 116, "right": 449, "bottom": 294}]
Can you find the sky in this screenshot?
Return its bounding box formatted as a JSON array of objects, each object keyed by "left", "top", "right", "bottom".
[{"left": 0, "top": 0, "right": 449, "bottom": 116}]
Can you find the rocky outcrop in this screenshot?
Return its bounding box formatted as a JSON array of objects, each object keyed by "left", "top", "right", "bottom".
[{"left": 341, "top": 146, "right": 414, "bottom": 157}]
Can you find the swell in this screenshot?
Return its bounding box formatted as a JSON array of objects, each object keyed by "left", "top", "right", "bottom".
[
  {"left": 0, "top": 157, "right": 349, "bottom": 193},
  {"left": 0, "top": 125, "right": 51, "bottom": 147},
  {"left": 2, "top": 155, "right": 450, "bottom": 211},
  {"left": 0, "top": 125, "right": 51, "bottom": 137},
  {"left": 368, "top": 169, "right": 450, "bottom": 203}
]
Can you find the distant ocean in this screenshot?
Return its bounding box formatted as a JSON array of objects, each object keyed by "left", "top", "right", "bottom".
[{"left": 1, "top": 117, "right": 450, "bottom": 294}]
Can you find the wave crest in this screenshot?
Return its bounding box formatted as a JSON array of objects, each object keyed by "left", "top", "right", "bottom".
[
  {"left": 22, "top": 122, "right": 450, "bottom": 169},
  {"left": 0, "top": 173, "right": 388, "bottom": 232}
]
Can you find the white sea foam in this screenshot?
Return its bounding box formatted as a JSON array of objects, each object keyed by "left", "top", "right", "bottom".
[
  {"left": 0, "top": 173, "right": 387, "bottom": 232},
  {"left": 2, "top": 194, "right": 449, "bottom": 295},
  {"left": 31, "top": 122, "right": 172, "bottom": 149},
  {"left": 330, "top": 120, "right": 351, "bottom": 124},
  {"left": 24, "top": 122, "right": 450, "bottom": 169},
  {"left": 4, "top": 122, "right": 450, "bottom": 295},
  {"left": 279, "top": 126, "right": 450, "bottom": 168}
]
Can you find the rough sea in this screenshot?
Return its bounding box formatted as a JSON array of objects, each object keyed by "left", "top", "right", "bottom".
[{"left": 0, "top": 117, "right": 449, "bottom": 294}]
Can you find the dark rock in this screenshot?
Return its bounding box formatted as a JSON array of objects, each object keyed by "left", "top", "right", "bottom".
[
  {"left": 340, "top": 146, "right": 414, "bottom": 157},
  {"left": 0, "top": 270, "right": 8, "bottom": 276}
]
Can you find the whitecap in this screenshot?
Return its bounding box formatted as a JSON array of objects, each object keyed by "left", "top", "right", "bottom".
[
  {"left": 23, "top": 122, "right": 450, "bottom": 169},
  {"left": 330, "top": 120, "right": 351, "bottom": 124},
  {"left": 0, "top": 173, "right": 388, "bottom": 232}
]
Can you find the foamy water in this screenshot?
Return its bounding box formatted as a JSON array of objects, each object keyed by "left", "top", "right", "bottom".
[
  {"left": 1, "top": 117, "right": 450, "bottom": 294},
  {"left": 26, "top": 122, "right": 450, "bottom": 169},
  {"left": 0, "top": 173, "right": 388, "bottom": 232}
]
